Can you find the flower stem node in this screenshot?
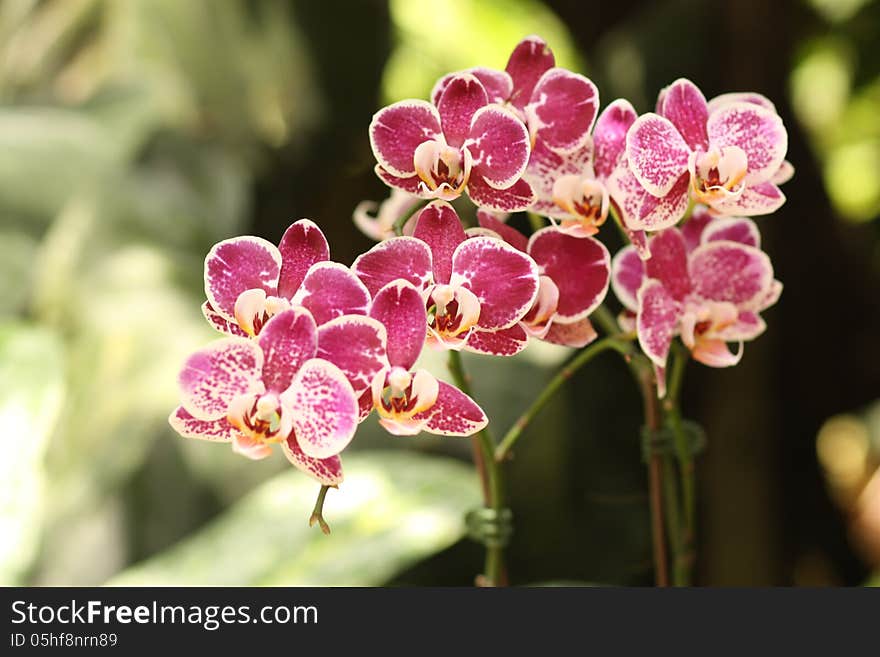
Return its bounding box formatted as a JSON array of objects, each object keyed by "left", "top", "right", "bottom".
[
  {"left": 465, "top": 507, "right": 513, "bottom": 549},
  {"left": 640, "top": 421, "right": 707, "bottom": 463}
]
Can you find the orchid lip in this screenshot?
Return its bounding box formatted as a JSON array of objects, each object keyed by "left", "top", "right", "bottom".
[
  {"left": 371, "top": 368, "right": 439, "bottom": 425},
  {"left": 413, "top": 140, "right": 472, "bottom": 197},
  {"left": 688, "top": 146, "right": 747, "bottom": 204},
  {"left": 233, "top": 288, "right": 292, "bottom": 337},
  {"left": 227, "top": 391, "right": 287, "bottom": 448},
  {"left": 424, "top": 284, "right": 481, "bottom": 346}
]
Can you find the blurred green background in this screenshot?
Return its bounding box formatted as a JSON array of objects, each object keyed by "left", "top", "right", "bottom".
[{"left": 1, "top": 0, "right": 879, "bottom": 586}]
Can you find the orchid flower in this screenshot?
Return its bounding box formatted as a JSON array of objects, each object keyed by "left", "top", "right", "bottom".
[
  {"left": 365, "top": 279, "right": 488, "bottom": 436},
  {"left": 353, "top": 200, "right": 540, "bottom": 356},
  {"left": 203, "top": 219, "right": 371, "bottom": 338},
  {"left": 611, "top": 208, "right": 782, "bottom": 392},
  {"left": 432, "top": 35, "right": 599, "bottom": 157},
  {"left": 524, "top": 99, "right": 641, "bottom": 243},
  {"left": 370, "top": 73, "right": 534, "bottom": 212},
  {"left": 169, "top": 308, "right": 363, "bottom": 485},
  {"left": 476, "top": 210, "right": 610, "bottom": 348},
  {"left": 353, "top": 188, "right": 422, "bottom": 242},
  {"left": 608, "top": 79, "right": 789, "bottom": 236}
]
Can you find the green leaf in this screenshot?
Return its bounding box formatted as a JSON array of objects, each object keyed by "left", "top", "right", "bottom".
[
  {"left": 0, "top": 321, "right": 65, "bottom": 584},
  {"left": 108, "top": 450, "right": 479, "bottom": 586}
]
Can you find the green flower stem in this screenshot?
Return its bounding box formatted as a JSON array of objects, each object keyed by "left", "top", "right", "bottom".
[
  {"left": 592, "top": 303, "right": 621, "bottom": 337},
  {"left": 661, "top": 456, "right": 686, "bottom": 585},
  {"left": 607, "top": 202, "right": 632, "bottom": 244},
  {"left": 309, "top": 485, "right": 332, "bottom": 535},
  {"left": 447, "top": 350, "right": 507, "bottom": 586},
  {"left": 565, "top": 302, "right": 672, "bottom": 585},
  {"left": 663, "top": 343, "right": 696, "bottom": 584},
  {"left": 494, "top": 335, "right": 634, "bottom": 462},
  {"left": 636, "top": 365, "right": 670, "bottom": 587},
  {"left": 393, "top": 198, "right": 430, "bottom": 236}
]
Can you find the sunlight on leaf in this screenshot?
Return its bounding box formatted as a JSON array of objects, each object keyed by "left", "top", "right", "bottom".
[
  {"left": 0, "top": 322, "right": 65, "bottom": 584},
  {"left": 108, "top": 451, "right": 479, "bottom": 586},
  {"left": 383, "top": 0, "right": 581, "bottom": 102}
]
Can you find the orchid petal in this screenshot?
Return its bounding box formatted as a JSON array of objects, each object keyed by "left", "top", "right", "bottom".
[
  {"left": 645, "top": 229, "right": 691, "bottom": 301},
  {"left": 771, "top": 160, "right": 794, "bottom": 185},
  {"left": 451, "top": 236, "right": 539, "bottom": 329},
  {"left": 293, "top": 262, "right": 371, "bottom": 325},
  {"left": 716, "top": 311, "right": 766, "bottom": 341},
  {"left": 282, "top": 358, "right": 358, "bottom": 459},
  {"left": 657, "top": 78, "right": 709, "bottom": 150},
  {"left": 707, "top": 102, "right": 787, "bottom": 184},
  {"left": 466, "top": 105, "right": 531, "bottom": 189},
  {"left": 467, "top": 175, "right": 535, "bottom": 213},
  {"left": 626, "top": 113, "right": 691, "bottom": 197},
  {"left": 707, "top": 92, "right": 776, "bottom": 115},
  {"left": 691, "top": 339, "right": 743, "bottom": 368},
  {"left": 757, "top": 279, "right": 783, "bottom": 311},
  {"left": 352, "top": 236, "right": 434, "bottom": 296},
  {"left": 701, "top": 216, "right": 761, "bottom": 248},
  {"left": 505, "top": 35, "right": 555, "bottom": 109},
  {"left": 169, "top": 406, "right": 236, "bottom": 442},
  {"left": 281, "top": 435, "right": 344, "bottom": 485},
  {"left": 437, "top": 73, "right": 489, "bottom": 148},
  {"left": 476, "top": 210, "right": 529, "bottom": 252},
  {"left": 374, "top": 166, "right": 425, "bottom": 195},
  {"left": 523, "top": 139, "right": 593, "bottom": 218},
  {"left": 432, "top": 68, "right": 514, "bottom": 106},
  {"left": 521, "top": 275, "right": 560, "bottom": 334},
  {"left": 202, "top": 301, "right": 248, "bottom": 337},
  {"left": 178, "top": 338, "right": 263, "bottom": 421},
  {"left": 526, "top": 68, "right": 599, "bottom": 153},
  {"left": 611, "top": 245, "right": 645, "bottom": 312},
  {"left": 710, "top": 181, "right": 785, "bottom": 216},
  {"left": 369, "top": 280, "right": 427, "bottom": 371},
  {"left": 593, "top": 99, "right": 638, "bottom": 180},
  {"left": 277, "top": 219, "right": 330, "bottom": 298},
  {"left": 636, "top": 280, "right": 681, "bottom": 368},
  {"left": 204, "top": 236, "right": 281, "bottom": 321},
  {"left": 464, "top": 324, "right": 530, "bottom": 356},
  {"left": 679, "top": 207, "right": 715, "bottom": 251},
  {"left": 317, "top": 315, "right": 388, "bottom": 395},
  {"left": 528, "top": 227, "right": 611, "bottom": 321},
  {"left": 258, "top": 308, "right": 319, "bottom": 393},
  {"left": 414, "top": 381, "right": 488, "bottom": 436},
  {"left": 688, "top": 241, "right": 773, "bottom": 307},
  {"left": 232, "top": 433, "right": 274, "bottom": 460},
  {"left": 544, "top": 317, "right": 598, "bottom": 348},
  {"left": 412, "top": 200, "right": 467, "bottom": 284},
  {"left": 369, "top": 100, "right": 441, "bottom": 178},
  {"left": 607, "top": 166, "right": 690, "bottom": 231}
]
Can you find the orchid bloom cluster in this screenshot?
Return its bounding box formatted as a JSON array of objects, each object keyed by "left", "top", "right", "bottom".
[
  {"left": 360, "top": 35, "right": 788, "bottom": 383},
  {"left": 170, "top": 34, "right": 789, "bottom": 524},
  {"left": 170, "top": 218, "right": 489, "bottom": 489}
]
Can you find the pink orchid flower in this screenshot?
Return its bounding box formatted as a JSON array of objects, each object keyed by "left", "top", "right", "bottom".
[
  {"left": 365, "top": 279, "right": 488, "bottom": 436},
  {"left": 202, "top": 219, "right": 371, "bottom": 337},
  {"left": 353, "top": 200, "right": 540, "bottom": 357},
  {"left": 353, "top": 188, "right": 421, "bottom": 242},
  {"left": 611, "top": 208, "right": 782, "bottom": 390},
  {"left": 169, "top": 308, "right": 363, "bottom": 486},
  {"left": 432, "top": 35, "right": 599, "bottom": 156},
  {"left": 524, "top": 99, "right": 640, "bottom": 242},
  {"left": 608, "top": 79, "right": 789, "bottom": 235},
  {"left": 476, "top": 210, "right": 610, "bottom": 348},
  {"left": 370, "top": 73, "right": 534, "bottom": 212}
]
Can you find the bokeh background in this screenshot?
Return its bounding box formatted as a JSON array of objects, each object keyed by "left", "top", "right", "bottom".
[{"left": 1, "top": 0, "right": 879, "bottom": 586}]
